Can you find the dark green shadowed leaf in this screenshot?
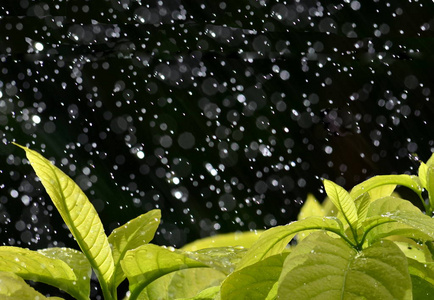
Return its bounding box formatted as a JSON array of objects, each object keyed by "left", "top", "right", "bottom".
[
  {"left": 108, "top": 209, "right": 161, "bottom": 287},
  {"left": 14, "top": 144, "right": 114, "bottom": 296}
]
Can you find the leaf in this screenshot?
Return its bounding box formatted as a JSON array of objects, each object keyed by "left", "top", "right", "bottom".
[
  {"left": 393, "top": 239, "right": 432, "bottom": 263},
  {"left": 146, "top": 269, "right": 225, "bottom": 300},
  {"left": 220, "top": 253, "right": 288, "bottom": 300},
  {"left": 354, "top": 193, "right": 370, "bottom": 225},
  {"left": 121, "top": 244, "right": 211, "bottom": 300},
  {"left": 182, "top": 230, "right": 263, "bottom": 251},
  {"left": 298, "top": 194, "right": 325, "bottom": 220},
  {"left": 277, "top": 233, "right": 412, "bottom": 300},
  {"left": 15, "top": 144, "right": 114, "bottom": 293},
  {"left": 350, "top": 174, "right": 423, "bottom": 200},
  {"left": 0, "top": 271, "right": 63, "bottom": 300},
  {"left": 108, "top": 209, "right": 161, "bottom": 287},
  {"left": 387, "top": 210, "right": 434, "bottom": 240},
  {"left": 407, "top": 259, "right": 434, "bottom": 299},
  {"left": 38, "top": 247, "right": 91, "bottom": 299},
  {"left": 184, "top": 247, "right": 247, "bottom": 274},
  {"left": 178, "top": 285, "right": 221, "bottom": 300},
  {"left": 368, "top": 184, "right": 397, "bottom": 200},
  {"left": 364, "top": 197, "right": 432, "bottom": 243},
  {"left": 235, "top": 216, "right": 344, "bottom": 270},
  {"left": 411, "top": 275, "right": 434, "bottom": 300},
  {"left": 0, "top": 246, "right": 87, "bottom": 300},
  {"left": 426, "top": 166, "right": 434, "bottom": 211},
  {"left": 323, "top": 179, "right": 358, "bottom": 228},
  {"left": 419, "top": 162, "right": 428, "bottom": 187}
]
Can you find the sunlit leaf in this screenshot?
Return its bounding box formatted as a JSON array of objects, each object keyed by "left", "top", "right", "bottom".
[
  {"left": 364, "top": 197, "right": 431, "bottom": 243},
  {"left": 182, "top": 230, "right": 263, "bottom": 251},
  {"left": 121, "top": 244, "right": 211, "bottom": 300},
  {"left": 278, "top": 233, "right": 412, "bottom": 300},
  {"left": 387, "top": 210, "right": 434, "bottom": 239},
  {"left": 220, "top": 253, "right": 288, "bottom": 300},
  {"left": 141, "top": 268, "right": 224, "bottom": 300},
  {"left": 184, "top": 247, "right": 247, "bottom": 274},
  {"left": 323, "top": 179, "right": 358, "bottom": 228},
  {"left": 235, "top": 216, "right": 344, "bottom": 270},
  {"left": 354, "top": 193, "right": 370, "bottom": 225},
  {"left": 298, "top": 194, "right": 325, "bottom": 220},
  {"left": 108, "top": 209, "right": 161, "bottom": 287},
  {"left": 38, "top": 247, "right": 91, "bottom": 299},
  {"left": 350, "top": 174, "right": 423, "bottom": 200},
  {"left": 15, "top": 144, "right": 115, "bottom": 293},
  {"left": 177, "top": 285, "right": 221, "bottom": 300},
  {"left": 297, "top": 194, "right": 333, "bottom": 241},
  {"left": 0, "top": 247, "right": 87, "bottom": 300},
  {"left": 419, "top": 162, "right": 428, "bottom": 187},
  {"left": 0, "top": 271, "right": 63, "bottom": 300},
  {"left": 394, "top": 239, "right": 432, "bottom": 263},
  {"left": 426, "top": 166, "right": 434, "bottom": 211},
  {"left": 368, "top": 184, "right": 397, "bottom": 200}
]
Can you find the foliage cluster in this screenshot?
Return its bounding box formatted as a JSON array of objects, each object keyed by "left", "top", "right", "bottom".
[{"left": 1, "top": 144, "right": 434, "bottom": 299}]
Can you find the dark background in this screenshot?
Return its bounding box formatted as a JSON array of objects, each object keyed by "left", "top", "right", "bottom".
[{"left": 1, "top": 0, "right": 434, "bottom": 275}]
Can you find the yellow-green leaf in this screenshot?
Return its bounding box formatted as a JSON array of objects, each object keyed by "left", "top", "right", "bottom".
[
  {"left": 14, "top": 144, "right": 114, "bottom": 293},
  {"left": 182, "top": 230, "right": 263, "bottom": 252},
  {"left": 323, "top": 179, "right": 358, "bottom": 228},
  {"left": 108, "top": 209, "right": 161, "bottom": 287},
  {"left": 121, "top": 244, "right": 210, "bottom": 300},
  {"left": 0, "top": 247, "right": 87, "bottom": 300},
  {"left": 235, "top": 216, "right": 344, "bottom": 270},
  {"left": 0, "top": 271, "right": 63, "bottom": 300}
]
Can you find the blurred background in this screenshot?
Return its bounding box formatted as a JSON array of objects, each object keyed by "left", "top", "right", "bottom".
[{"left": 1, "top": 0, "right": 434, "bottom": 255}]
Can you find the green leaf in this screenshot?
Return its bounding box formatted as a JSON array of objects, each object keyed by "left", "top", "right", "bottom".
[
  {"left": 184, "top": 247, "right": 247, "bottom": 274},
  {"left": 411, "top": 275, "right": 434, "bottom": 300},
  {"left": 0, "top": 246, "right": 87, "bottom": 300},
  {"left": 178, "top": 285, "right": 221, "bottom": 300},
  {"left": 354, "top": 193, "right": 370, "bottom": 225},
  {"left": 277, "top": 233, "right": 412, "bottom": 300},
  {"left": 407, "top": 259, "right": 434, "bottom": 299},
  {"left": 368, "top": 184, "right": 397, "bottom": 200},
  {"left": 235, "top": 216, "right": 344, "bottom": 270},
  {"left": 15, "top": 144, "right": 114, "bottom": 294},
  {"left": 298, "top": 194, "right": 325, "bottom": 220},
  {"left": 220, "top": 253, "right": 288, "bottom": 300},
  {"left": 426, "top": 166, "right": 434, "bottom": 211},
  {"left": 323, "top": 179, "right": 358, "bottom": 228},
  {"left": 387, "top": 210, "right": 434, "bottom": 240},
  {"left": 350, "top": 174, "right": 423, "bottom": 200},
  {"left": 142, "top": 269, "right": 224, "bottom": 300},
  {"left": 121, "top": 244, "right": 211, "bottom": 300},
  {"left": 419, "top": 162, "right": 428, "bottom": 187},
  {"left": 182, "top": 230, "right": 263, "bottom": 251},
  {"left": 108, "top": 209, "right": 161, "bottom": 287},
  {"left": 0, "top": 271, "right": 63, "bottom": 300},
  {"left": 364, "top": 197, "right": 432, "bottom": 243},
  {"left": 38, "top": 247, "right": 91, "bottom": 299}
]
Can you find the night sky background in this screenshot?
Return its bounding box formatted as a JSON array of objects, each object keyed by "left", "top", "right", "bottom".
[{"left": 1, "top": 0, "right": 434, "bottom": 260}]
